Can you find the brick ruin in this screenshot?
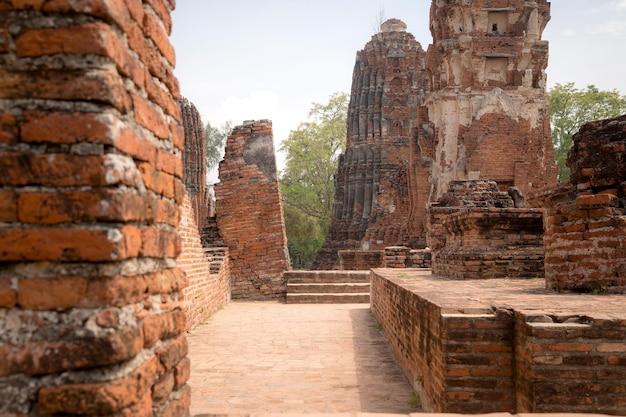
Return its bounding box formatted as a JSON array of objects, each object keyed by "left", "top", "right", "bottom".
[
  {"left": 429, "top": 180, "right": 544, "bottom": 279},
  {"left": 415, "top": 0, "right": 557, "bottom": 195},
  {"left": 371, "top": 269, "right": 626, "bottom": 414},
  {"left": 0, "top": 1, "right": 192, "bottom": 416},
  {"left": 409, "top": 0, "right": 557, "bottom": 243},
  {"left": 313, "top": 19, "right": 427, "bottom": 269},
  {"left": 178, "top": 97, "right": 230, "bottom": 330},
  {"left": 536, "top": 114, "right": 626, "bottom": 293},
  {"left": 214, "top": 120, "right": 291, "bottom": 300},
  {"left": 317, "top": 1, "right": 558, "bottom": 268},
  {"left": 179, "top": 97, "right": 210, "bottom": 233},
  {"left": 0, "top": 0, "right": 625, "bottom": 415},
  {"left": 356, "top": 1, "right": 626, "bottom": 414}
]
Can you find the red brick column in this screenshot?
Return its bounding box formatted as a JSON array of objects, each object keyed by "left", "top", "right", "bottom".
[
  {"left": 215, "top": 120, "right": 291, "bottom": 299},
  {"left": 543, "top": 115, "right": 626, "bottom": 293},
  {"left": 0, "top": 1, "right": 189, "bottom": 416}
]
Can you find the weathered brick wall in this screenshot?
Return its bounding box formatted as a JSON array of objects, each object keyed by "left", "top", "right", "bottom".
[
  {"left": 370, "top": 270, "right": 516, "bottom": 413},
  {"left": 435, "top": 209, "right": 544, "bottom": 279},
  {"left": 516, "top": 311, "right": 626, "bottom": 414},
  {"left": 0, "top": 1, "right": 190, "bottom": 416},
  {"left": 214, "top": 120, "right": 290, "bottom": 299},
  {"left": 408, "top": 0, "right": 557, "bottom": 243},
  {"left": 371, "top": 270, "right": 626, "bottom": 414},
  {"left": 382, "top": 246, "right": 432, "bottom": 268},
  {"left": 428, "top": 181, "right": 544, "bottom": 279},
  {"left": 179, "top": 192, "right": 230, "bottom": 330},
  {"left": 314, "top": 19, "right": 427, "bottom": 269},
  {"left": 180, "top": 97, "right": 210, "bottom": 234},
  {"left": 542, "top": 115, "right": 626, "bottom": 293},
  {"left": 338, "top": 250, "right": 384, "bottom": 270}
]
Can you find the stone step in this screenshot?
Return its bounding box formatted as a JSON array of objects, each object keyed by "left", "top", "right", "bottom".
[
  {"left": 287, "top": 282, "right": 370, "bottom": 294},
  {"left": 285, "top": 293, "right": 370, "bottom": 304},
  {"left": 284, "top": 270, "right": 370, "bottom": 284}
]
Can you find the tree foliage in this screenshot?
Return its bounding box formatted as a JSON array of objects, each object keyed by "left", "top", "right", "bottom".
[
  {"left": 280, "top": 92, "right": 349, "bottom": 268},
  {"left": 205, "top": 120, "right": 232, "bottom": 175},
  {"left": 549, "top": 83, "right": 626, "bottom": 181}
]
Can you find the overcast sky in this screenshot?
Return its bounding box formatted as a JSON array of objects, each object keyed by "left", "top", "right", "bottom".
[{"left": 170, "top": 0, "right": 626, "bottom": 168}]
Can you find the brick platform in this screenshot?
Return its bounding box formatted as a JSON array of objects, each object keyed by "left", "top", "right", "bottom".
[{"left": 371, "top": 269, "right": 626, "bottom": 414}]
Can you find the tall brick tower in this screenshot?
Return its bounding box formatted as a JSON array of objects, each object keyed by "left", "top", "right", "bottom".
[
  {"left": 408, "top": 0, "right": 558, "bottom": 241},
  {"left": 313, "top": 19, "right": 427, "bottom": 269}
]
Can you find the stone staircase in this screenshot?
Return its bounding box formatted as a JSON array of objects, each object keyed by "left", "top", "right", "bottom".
[{"left": 285, "top": 270, "right": 370, "bottom": 303}]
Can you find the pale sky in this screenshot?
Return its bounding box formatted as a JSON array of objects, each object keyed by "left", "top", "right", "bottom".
[{"left": 170, "top": 0, "right": 626, "bottom": 172}]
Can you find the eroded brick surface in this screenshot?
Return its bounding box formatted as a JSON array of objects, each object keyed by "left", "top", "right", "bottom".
[
  {"left": 371, "top": 269, "right": 626, "bottom": 414},
  {"left": 214, "top": 120, "right": 291, "bottom": 299},
  {"left": 0, "top": 1, "right": 190, "bottom": 416},
  {"left": 428, "top": 181, "right": 545, "bottom": 279},
  {"left": 319, "top": 2, "right": 557, "bottom": 268},
  {"left": 314, "top": 19, "right": 427, "bottom": 269},
  {"left": 540, "top": 115, "right": 626, "bottom": 293}
]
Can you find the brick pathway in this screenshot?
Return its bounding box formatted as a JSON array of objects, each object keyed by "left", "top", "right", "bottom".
[{"left": 187, "top": 302, "right": 421, "bottom": 415}]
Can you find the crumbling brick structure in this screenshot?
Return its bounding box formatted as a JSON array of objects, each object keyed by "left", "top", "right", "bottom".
[
  {"left": 214, "top": 120, "right": 291, "bottom": 299},
  {"left": 0, "top": 1, "right": 191, "bottom": 416},
  {"left": 317, "top": 2, "right": 558, "bottom": 267},
  {"left": 407, "top": 0, "right": 558, "bottom": 243},
  {"left": 429, "top": 181, "right": 544, "bottom": 279},
  {"left": 371, "top": 270, "right": 626, "bottom": 414},
  {"left": 538, "top": 115, "right": 626, "bottom": 293},
  {"left": 180, "top": 97, "right": 210, "bottom": 233},
  {"left": 178, "top": 98, "right": 230, "bottom": 329},
  {"left": 314, "top": 19, "right": 427, "bottom": 269},
  {"left": 179, "top": 191, "right": 230, "bottom": 330}
]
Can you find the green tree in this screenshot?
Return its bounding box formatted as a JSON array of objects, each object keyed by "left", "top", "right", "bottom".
[
  {"left": 280, "top": 92, "right": 349, "bottom": 268},
  {"left": 205, "top": 120, "right": 232, "bottom": 174},
  {"left": 549, "top": 83, "right": 626, "bottom": 181}
]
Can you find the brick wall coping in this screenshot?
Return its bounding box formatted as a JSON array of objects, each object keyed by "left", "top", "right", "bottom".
[{"left": 371, "top": 269, "right": 626, "bottom": 319}]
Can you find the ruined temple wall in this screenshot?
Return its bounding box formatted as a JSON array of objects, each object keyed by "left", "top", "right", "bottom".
[
  {"left": 541, "top": 115, "right": 626, "bottom": 293},
  {"left": 427, "top": 180, "right": 545, "bottom": 279},
  {"left": 435, "top": 208, "right": 545, "bottom": 279},
  {"left": 372, "top": 270, "right": 626, "bottom": 414},
  {"left": 408, "top": 0, "right": 557, "bottom": 242},
  {"left": 179, "top": 192, "right": 230, "bottom": 330},
  {"left": 215, "top": 120, "right": 290, "bottom": 299},
  {"left": 371, "top": 271, "right": 516, "bottom": 413},
  {"left": 180, "top": 97, "right": 209, "bottom": 233},
  {"left": 515, "top": 310, "right": 626, "bottom": 414},
  {"left": 314, "top": 19, "right": 427, "bottom": 268},
  {"left": 0, "top": 1, "right": 190, "bottom": 416}
]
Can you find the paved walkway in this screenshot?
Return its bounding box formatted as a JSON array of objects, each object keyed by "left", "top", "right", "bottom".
[{"left": 187, "top": 302, "right": 421, "bottom": 415}]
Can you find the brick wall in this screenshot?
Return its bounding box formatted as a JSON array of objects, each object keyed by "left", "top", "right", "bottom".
[
  {"left": 0, "top": 1, "right": 190, "bottom": 416},
  {"left": 370, "top": 271, "right": 516, "bottom": 413},
  {"left": 435, "top": 208, "right": 544, "bottom": 279},
  {"left": 428, "top": 180, "right": 545, "bottom": 279},
  {"left": 214, "top": 120, "right": 290, "bottom": 299},
  {"left": 180, "top": 97, "right": 210, "bottom": 233},
  {"left": 516, "top": 311, "right": 626, "bottom": 413},
  {"left": 542, "top": 115, "right": 626, "bottom": 293},
  {"left": 179, "top": 192, "right": 229, "bottom": 330},
  {"left": 338, "top": 250, "right": 384, "bottom": 270},
  {"left": 371, "top": 270, "right": 626, "bottom": 414}
]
